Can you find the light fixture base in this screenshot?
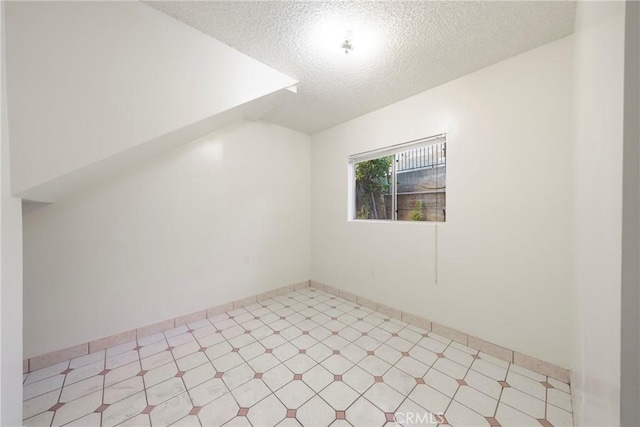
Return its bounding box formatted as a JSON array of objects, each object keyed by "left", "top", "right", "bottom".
[{"left": 341, "top": 31, "right": 354, "bottom": 54}]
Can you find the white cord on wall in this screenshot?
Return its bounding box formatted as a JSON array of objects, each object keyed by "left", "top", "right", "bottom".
[{"left": 434, "top": 224, "right": 439, "bottom": 285}]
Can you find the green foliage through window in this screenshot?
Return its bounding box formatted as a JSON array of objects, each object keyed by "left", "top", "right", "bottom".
[
  {"left": 410, "top": 200, "right": 425, "bottom": 221},
  {"left": 355, "top": 156, "right": 393, "bottom": 220}
]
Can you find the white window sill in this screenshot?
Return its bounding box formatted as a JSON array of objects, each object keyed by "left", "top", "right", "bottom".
[{"left": 348, "top": 219, "right": 445, "bottom": 225}]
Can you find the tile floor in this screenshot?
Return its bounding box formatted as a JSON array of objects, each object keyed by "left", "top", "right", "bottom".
[{"left": 23, "top": 287, "right": 573, "bottom": 427}]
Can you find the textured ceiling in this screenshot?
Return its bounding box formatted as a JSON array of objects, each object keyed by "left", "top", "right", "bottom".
[{"left": 147, "top": 1, "right": 576, "bottom": 135}]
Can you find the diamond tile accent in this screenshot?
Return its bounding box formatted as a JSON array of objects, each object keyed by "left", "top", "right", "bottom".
[
  {"left": 95, "top": 404, "right": 110, "bottom": 413},
  {"left": 141, "top": 405, "right": 155, "bottom": 414},
  {"left": 487, "top": 416, "right": 501, "bottom": 426},
  {"left": 22, "top": 288, "right": 574, "bottom": 427},
  {"left": 49, "top": 403, "right": 65, "bottom": 411}
]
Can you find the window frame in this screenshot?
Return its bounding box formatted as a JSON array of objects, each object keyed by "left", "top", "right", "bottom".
[{"left": 347, "top": 134, "right": 447, "bottom": 223}]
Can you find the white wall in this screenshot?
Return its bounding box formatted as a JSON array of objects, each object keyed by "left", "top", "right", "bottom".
[
  {"left": 0, "top": 1, "right": 23, "bottom": 423},
  {"left": 311, "top": 37, "right": 574, "bottom": 369},
  {"left": 5, "top": 1, "right": 296, "bottom": 197},
  {"left": 621, "top": 3, "right": 640, "bottom": 426},
  {"left": 570, "top": 2, "right": 627, "bottom": 426},
  {"left": 23, "top": 120, "right": 311, "bottom": 359}
]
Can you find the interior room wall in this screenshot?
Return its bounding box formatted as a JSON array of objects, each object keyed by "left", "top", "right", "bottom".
[
  {"left": 310, "top": 36, "right": 574, "bottom": 369},
  {"left": 620, "top": 1, "right": 639, "bottom": 426},
  {"left": 570, "top": 1, "right": 627, "bottom": 426},
  {"left": 0, "top": 2, "right": 23, "bottom": 423},
  {"left": 4, "top": 1, "right": 296, "bottom": 197},
  {"left": 23, "top": 120, "right": 311, "bottom": 359}
]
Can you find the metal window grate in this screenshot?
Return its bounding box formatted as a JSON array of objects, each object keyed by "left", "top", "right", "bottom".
[{"left": 397, "top": 141, "right": 446, "bottom": 172}]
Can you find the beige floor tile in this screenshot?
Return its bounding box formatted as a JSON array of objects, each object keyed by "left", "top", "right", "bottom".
[{"left": 24, "top": 288, "right": 572, "bottom": 427}]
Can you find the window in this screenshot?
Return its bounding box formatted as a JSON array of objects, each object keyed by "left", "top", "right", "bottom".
[{"left": 349, "top": 135, "right": 446, "bottom": 222}]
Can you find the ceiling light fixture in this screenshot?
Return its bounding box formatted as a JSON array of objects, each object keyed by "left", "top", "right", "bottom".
[
  {"left": 341, "top": 31, "right": 353, "bottom": 54},
  {"left": 309, "top": 18, "right": 380, "bottom": 61}
]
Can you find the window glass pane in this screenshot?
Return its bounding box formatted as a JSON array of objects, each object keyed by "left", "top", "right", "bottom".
[
  {"left": 354, "top": 155, "right": 394, "bottom": 220},
  {"left": 396, "top": 142, "right": 446, "bottom": 222}
]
